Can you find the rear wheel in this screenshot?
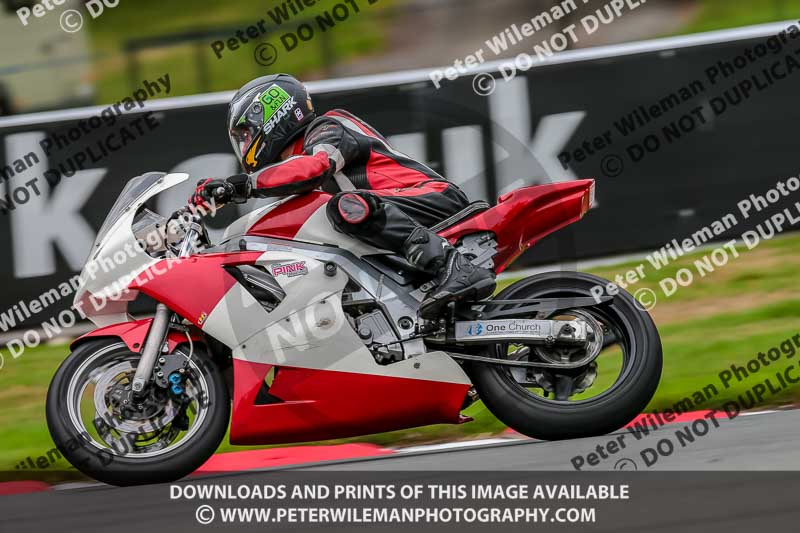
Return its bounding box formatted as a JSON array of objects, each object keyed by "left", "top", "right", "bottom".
[
  {"left": 469, "top": 272, "right": 662, "bottom": 440},
  {"left": 46, "top": 339, "right": 229, "bottom": 486}
]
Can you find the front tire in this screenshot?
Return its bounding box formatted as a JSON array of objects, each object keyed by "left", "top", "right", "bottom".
[
  {"left": 469, "top": 272, "right": 662, "bottom": 440},
  {"left": 46, "top": 339, "right": 230, "bottom": 486}
]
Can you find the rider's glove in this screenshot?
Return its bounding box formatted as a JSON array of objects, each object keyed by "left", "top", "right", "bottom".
[{"left": 189, "top": 174, "right": 252, "bottom": 209}]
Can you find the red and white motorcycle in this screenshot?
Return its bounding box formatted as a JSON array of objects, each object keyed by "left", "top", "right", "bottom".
[{"left": 46, "top": 172, "right": 661, "bottom": 485}]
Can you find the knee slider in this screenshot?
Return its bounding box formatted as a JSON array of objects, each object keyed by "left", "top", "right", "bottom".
[{"left": 336, "top": 193, "right": 371, "bottom": 224}]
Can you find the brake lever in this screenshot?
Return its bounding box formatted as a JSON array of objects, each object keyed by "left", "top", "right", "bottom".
[
  {"left": 165, "top": 206, "right": 202, "bottom": 240},
  {"left": 169, "top": 205, "right": 204, "bottom": 223},
  {"left": 167, "top": 208, "right": 185, "bottom": 225}
]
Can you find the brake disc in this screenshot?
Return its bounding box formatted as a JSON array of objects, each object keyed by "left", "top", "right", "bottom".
[{"left": 92, "top": 361, "right": 178, "bottom": 435}]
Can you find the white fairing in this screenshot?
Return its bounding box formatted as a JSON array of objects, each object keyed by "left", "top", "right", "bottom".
[
  {"left": 74, "top": 173, "right": 190, "bottom": 327},
  {"left": 292, "top": 205, "right": 390, "bottom": 256},
  {"left": 222, "top": 195, "right": 389, "bottom": 257},
  {"left": 201, "top": 248, "right": 470, "bottom": 384},
  {"left": 77, "top": 174, "right": 470, "bottom": 385},
  {"left": 203, "top": 250, "right": 347, "bottom": 353}
]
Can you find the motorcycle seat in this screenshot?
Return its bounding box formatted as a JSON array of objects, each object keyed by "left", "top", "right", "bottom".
[{"left": 430, "top": 200, "right": 491, "bottom": 233}]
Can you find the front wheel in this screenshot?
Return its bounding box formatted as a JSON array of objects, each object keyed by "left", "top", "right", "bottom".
[
  {"left": 46, "top": 339, "right": 230, "bottom": 486},
  {"left": 469, "top": 272, "right": 662, "bottom": 440}
]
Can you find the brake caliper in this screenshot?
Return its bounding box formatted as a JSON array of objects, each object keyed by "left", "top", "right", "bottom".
[{"left": 153, "top": 354, "right": 192, "bottom": 430}]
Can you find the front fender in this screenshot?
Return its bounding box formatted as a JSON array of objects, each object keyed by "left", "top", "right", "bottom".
[{"left": 70, "top": 318, "right": 202, "bottom": 353}]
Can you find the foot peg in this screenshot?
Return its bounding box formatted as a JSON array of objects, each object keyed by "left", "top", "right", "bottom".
[{"left": 419, "top": 280, "right": 437, "bottom": 293}]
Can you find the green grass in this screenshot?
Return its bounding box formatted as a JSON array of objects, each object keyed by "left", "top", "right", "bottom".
[
  {"left": 74, "top": 0, "right": 800, "bottom": 105},
  {"left": 30, "top": 0, "right": 800, "bottom": 109},
  {"left": 82, "top": 0, "right": 394, "bottom": 103},
  {"left": 4, "top": 231, "right": 800, "bottom": 479},
  {"left": 679, "top": 0, "right": 800, "bottom": 34},
  {"left": 650, "top": 304, "right": 800, "bottom": 413}
]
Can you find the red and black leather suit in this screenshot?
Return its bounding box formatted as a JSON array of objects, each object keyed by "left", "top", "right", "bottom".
[{"left": 246, "top": 109, "right": 469, "bottom": 253}]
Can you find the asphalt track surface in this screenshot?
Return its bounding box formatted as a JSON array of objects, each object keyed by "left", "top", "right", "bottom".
[{"left": 2, "top": 409, "right": 800, "bottom": 533}]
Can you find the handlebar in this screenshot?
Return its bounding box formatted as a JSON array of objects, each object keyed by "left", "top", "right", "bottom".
[
  {"left": 166, "top": 206, "right": 206, "bottom": 258},
  {"left": 167, "top": 185, "right": 231, "bottom": 257}
]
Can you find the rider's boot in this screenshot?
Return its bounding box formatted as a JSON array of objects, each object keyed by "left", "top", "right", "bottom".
[{"left": 402, "top": 227, "right": 496, "bottom": 319}]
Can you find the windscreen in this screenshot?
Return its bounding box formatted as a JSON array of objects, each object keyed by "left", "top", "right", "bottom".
[{"left": 91, "top": 172, "right": 167, "bottom": 251}]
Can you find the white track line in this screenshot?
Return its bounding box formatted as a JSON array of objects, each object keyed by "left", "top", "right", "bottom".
[
  {"left": 44, "top": 410, "right": 785, "bottom": 490},
  {"left": 394, "top": 438, "right": 517, "bottom": 454},
  {"left": 52, "top": 481, "right": 103, "bottom": 491}
]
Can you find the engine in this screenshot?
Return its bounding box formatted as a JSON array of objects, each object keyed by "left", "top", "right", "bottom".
[{"left": 348, "top": 308, "right": 403, "bottom": 364}]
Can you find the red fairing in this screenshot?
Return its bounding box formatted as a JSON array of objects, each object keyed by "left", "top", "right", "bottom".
[
  {"left": 70, "top": 318, "right": 202, "bottom": 353},
  {"left": 128, "top": 251, "right": 263, "bottom": 327},
  {"left": 439, "top": 179, "right": 595, "bottom": 273},
  {"left": 230, "top": 358, "right": 470, "bottom": 445},
  {"left": 246, "top": 191, "right": 331, "bottom": 239}
]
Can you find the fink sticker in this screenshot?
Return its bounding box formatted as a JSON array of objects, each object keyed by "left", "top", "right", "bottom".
[{"left": 271, "top": 261, "right": 308, "bottom": 277}]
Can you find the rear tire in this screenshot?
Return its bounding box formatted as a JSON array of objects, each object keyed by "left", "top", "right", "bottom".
[
  {"left": 46, "top": 339, "right": 229, "bottom": 486},
  {"left": 469, "top": 272, "right": 662, "bottom": 440}
]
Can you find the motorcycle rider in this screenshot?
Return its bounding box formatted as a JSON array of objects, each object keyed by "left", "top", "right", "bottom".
[{"left": 190, "top": 74, "right": 495, "bottom": 318}]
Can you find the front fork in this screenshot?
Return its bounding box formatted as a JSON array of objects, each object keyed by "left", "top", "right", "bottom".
[
  {"left": 130, "top": 303, "right": 172, "bottom": 395},
  {"left": 130, "top": 212, "right": 201, "bottom": 397}
]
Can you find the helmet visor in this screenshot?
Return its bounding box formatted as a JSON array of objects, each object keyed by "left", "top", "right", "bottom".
[
  {"left": 229, "top": 125, "right": 253, "bottom": 162},
  {"left": 228, "top": 91, "right": 265, "bottom": 162}
]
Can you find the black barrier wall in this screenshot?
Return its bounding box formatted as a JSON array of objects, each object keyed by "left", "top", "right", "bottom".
[{"left": 0, "top": 23, "right": 799, "bottom": 326}]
